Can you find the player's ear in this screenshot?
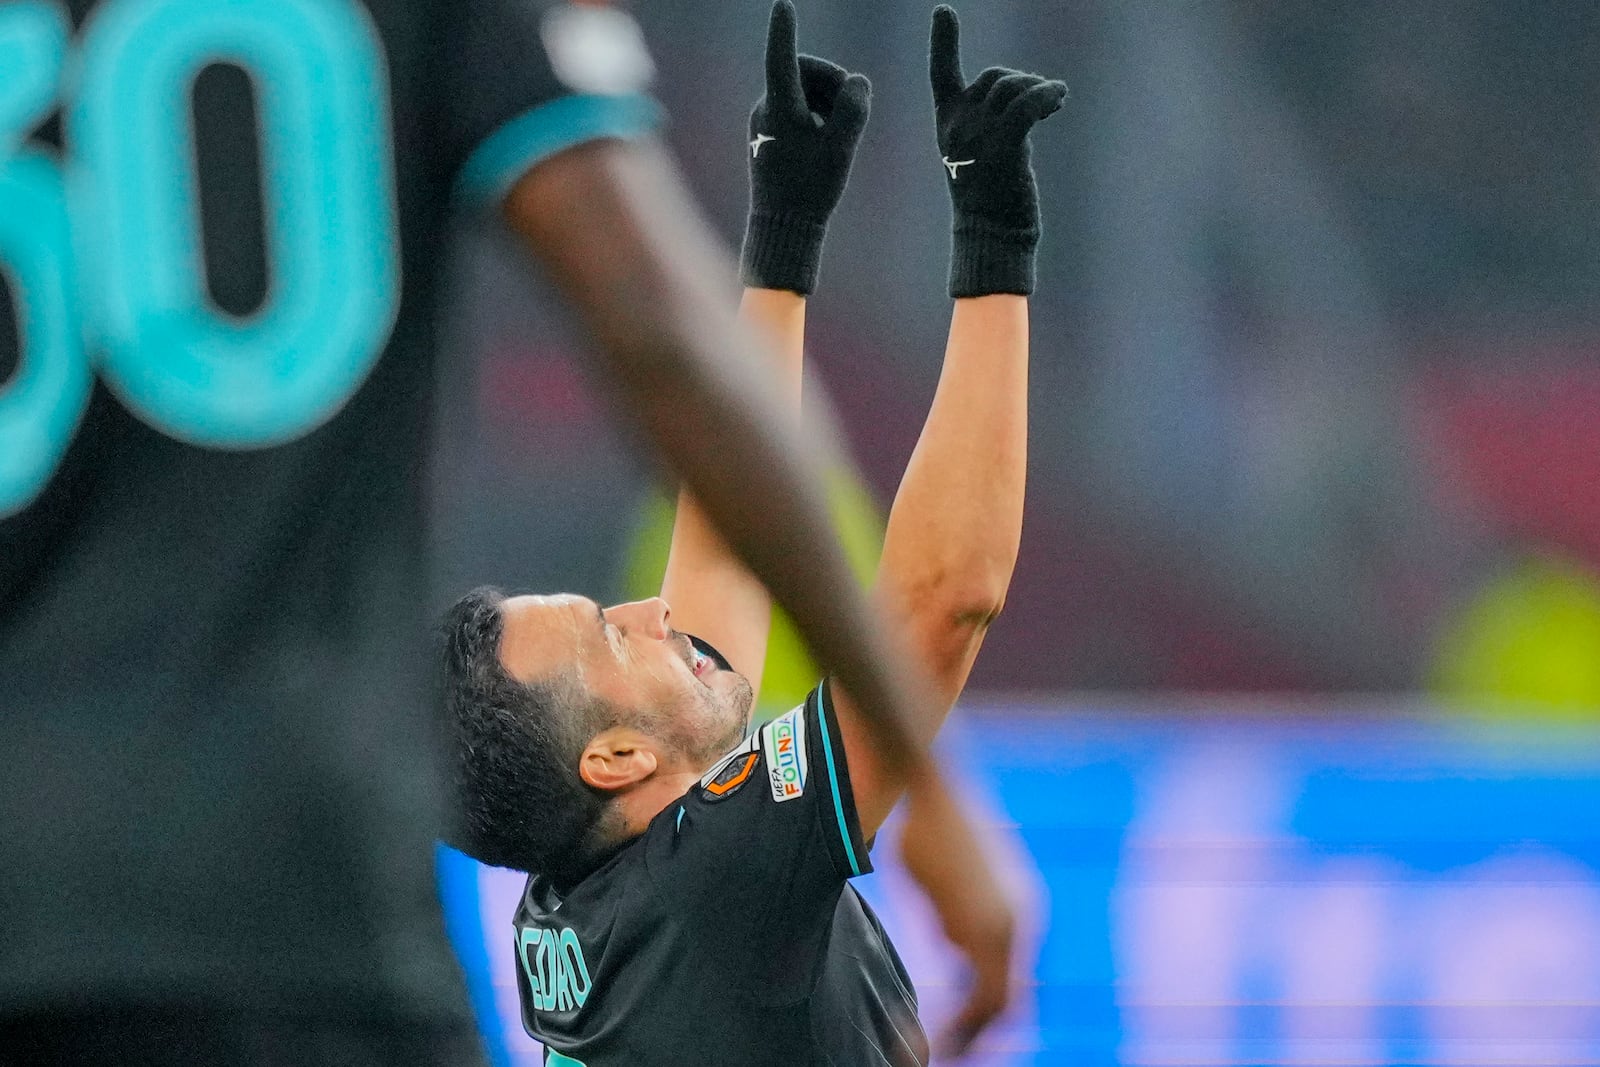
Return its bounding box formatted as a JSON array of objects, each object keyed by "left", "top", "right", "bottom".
[{"left": 578, "top": 727, "right": 660, "bottom": 792}]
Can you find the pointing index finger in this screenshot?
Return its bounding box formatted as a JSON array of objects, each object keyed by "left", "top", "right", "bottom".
[
  {"left": 765, "top": 0, "right": 805, "bottom": 118},
  {"left": 929, "top": 5, "right": 965, "bottom": 102}
]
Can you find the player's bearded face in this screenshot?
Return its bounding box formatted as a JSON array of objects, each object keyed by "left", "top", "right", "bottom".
[{"left": 499, "top": 594, "right": 753, "bottom": 769}]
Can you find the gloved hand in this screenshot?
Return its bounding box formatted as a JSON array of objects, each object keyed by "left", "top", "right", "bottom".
[
  {"left": 741, "top": 0, "right": 872, "bottom": 295},
  {"left": 929, "top": 5, "right": 1067, "bottom": 298}
]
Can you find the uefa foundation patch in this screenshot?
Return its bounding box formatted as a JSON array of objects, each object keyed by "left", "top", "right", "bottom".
[{"left": 761, "top": 706, "right": 809, "bottom": 802}]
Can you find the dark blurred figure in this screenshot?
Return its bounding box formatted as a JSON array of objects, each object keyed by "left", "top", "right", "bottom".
[{"left": 0, "top": 1, "right": 946, "bottom": 1062}]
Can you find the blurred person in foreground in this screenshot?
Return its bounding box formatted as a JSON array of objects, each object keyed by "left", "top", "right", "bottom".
[
  {"left": 441, "top": 6, "right": 1065, "bottom": 1063},
  {"left": 0, "top": 0, "right": 1000, "bottom": 1063}
]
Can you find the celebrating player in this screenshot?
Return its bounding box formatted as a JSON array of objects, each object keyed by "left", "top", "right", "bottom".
[
  {"left": 1, "top": 1, "right": 965, "bottom": 1063},
  {"left": 441, "top": 5, "right": 1066, "bottom": 1062}
]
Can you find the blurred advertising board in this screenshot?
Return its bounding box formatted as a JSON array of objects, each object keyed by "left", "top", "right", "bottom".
[{"left": 441, "top": 701, "right": 1600, "bottom": 1065}]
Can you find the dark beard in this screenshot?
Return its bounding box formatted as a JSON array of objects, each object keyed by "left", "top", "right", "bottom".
[{"left": 696, "top": 673, "right": 754, "bottom": 765}]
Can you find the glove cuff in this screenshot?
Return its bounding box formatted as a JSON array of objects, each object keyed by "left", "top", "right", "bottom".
[
  {"left": 741, "top": 212, "right": 829, "bottom": 295},
  {"left": 949, "top": 218, "right": 1038, "bottom": 298}
]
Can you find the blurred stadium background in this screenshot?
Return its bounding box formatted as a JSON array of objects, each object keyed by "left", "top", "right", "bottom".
[{"left": 433, "top": 1, "right": 1600, "bottom": 1063}]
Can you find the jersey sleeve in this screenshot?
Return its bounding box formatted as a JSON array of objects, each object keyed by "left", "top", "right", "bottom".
[
  {"left": 442, "top": 0, "right": 665, "bottom": 209},
  {"left": 644, "top": 679, "right": 873, "bottom": 1002}
]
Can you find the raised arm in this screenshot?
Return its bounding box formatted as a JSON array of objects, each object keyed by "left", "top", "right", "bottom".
[
  {"left": 656, "top": 6, "right": 871, "bottom": 692},
  {"left": 828, "top": 10, "right": 1066, "bottom": 1055},
  {"left": 837, "top": 291, "right": 1032, "bottom": 837},
  {"left": 501, "top": 130, "right": 935, "bottom": 776},
  {"left": 657, "top": 286, "right": 803, "bottom": 694},
  {"left": 834, "top": 4, "right": 1067, "bottom": 837}
]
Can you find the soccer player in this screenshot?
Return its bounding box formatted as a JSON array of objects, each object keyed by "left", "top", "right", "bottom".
[
  {"left": 441, "top": 6, "right": 1065, "bottom": 1062},
  {"left": 0, "top": 1, "right": 967, "bottom": 1063}
]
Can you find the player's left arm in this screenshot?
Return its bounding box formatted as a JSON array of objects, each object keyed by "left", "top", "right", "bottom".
[
  {"left": 830, "top": 16, "right": 1064, "bottom": 1051},
  {"left": 832, "top": 7, "right": 1069, "bottom": 839},
  {"left": 658, "top": 5, "right": 868, "bottom": 696},
  {"left": 838, "top": 295, "right": 1031, "bottom": 836}
]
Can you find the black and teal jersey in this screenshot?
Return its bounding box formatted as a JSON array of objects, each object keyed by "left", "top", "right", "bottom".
[
  {"left": 0, "top": 0, "right": 657, "bottom": 1024},
  {"left": 514, "top": 681, "right": 929, "bottom": 1067}
]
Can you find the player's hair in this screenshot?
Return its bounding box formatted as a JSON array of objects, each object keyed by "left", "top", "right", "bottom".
[{"left": 439, "top": 586, "right": 616, "bottom": 881}]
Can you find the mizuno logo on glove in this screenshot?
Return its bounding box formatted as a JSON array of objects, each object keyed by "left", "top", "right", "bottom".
[{"left": 943, "top": 156, "right": 975, "bottom": 179}]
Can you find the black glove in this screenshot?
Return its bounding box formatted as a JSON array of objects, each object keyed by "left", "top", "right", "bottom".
[
  {"left": 741, "top": 0, "right": 871, "bottom": 295},
  {"left": 929, "top": 5, "right": 1067, "bottom": 298}
]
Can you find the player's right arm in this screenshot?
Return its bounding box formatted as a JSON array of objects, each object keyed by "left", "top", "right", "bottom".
[
  {"left": 447, "top": 0, "right": 931, "bottom": 778},
  {"left": 650, "top": 285, "right": 804, "bottom": 697},
  {"left": 654, "top": 6, "right": 867, "bottom": 698},
  {"left": 502, "top": 137, "right": 944, "bottom": 751}
]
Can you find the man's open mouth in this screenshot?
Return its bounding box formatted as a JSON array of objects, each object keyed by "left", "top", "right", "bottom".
[{"left": 687, "top": 633, "right": 733, "bottom": 676}]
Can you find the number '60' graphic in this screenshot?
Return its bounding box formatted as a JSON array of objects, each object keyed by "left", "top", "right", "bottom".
[{"left": 0, "top": 0, "right": 399, "bottom": 517}]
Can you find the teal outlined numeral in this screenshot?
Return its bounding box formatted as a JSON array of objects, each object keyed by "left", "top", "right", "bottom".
[
  {"left": 70, "top": 0, "right": 399, "bottom": 447},
  {"left": 0, "top": 0, "right": 67, "bottom": 152},
  {"left": 1, "top": 0, "right": 399, "bottom": 513},
  {"left": 0, "top": 1, "right": 89, "bottom": 517}
]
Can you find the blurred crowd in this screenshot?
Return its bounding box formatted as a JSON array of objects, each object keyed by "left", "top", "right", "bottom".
[{"left": 434, "top": 0, "right": 1600, "bottom": 705}]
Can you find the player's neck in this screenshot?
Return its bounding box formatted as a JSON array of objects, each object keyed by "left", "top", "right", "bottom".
[{"left": 617, "top": 770, "right": 700, "bottom": 837}]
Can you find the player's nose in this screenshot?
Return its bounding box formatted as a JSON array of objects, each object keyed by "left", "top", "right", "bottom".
[{"left": 607, "top": 597, "right": 672, "bottom": 640}]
